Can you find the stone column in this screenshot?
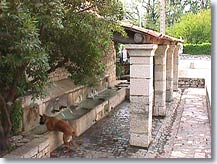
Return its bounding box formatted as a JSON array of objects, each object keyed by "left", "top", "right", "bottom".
[
  {"left": 166, "top": 45, "right": 175, "bottom": 102},
  {"left": 126, "top": 44, "right": 158, "bottom": 148},
  {"left": 173, "top": 45, "right": 180, "bottom": 91},
  {"left": 153, "top": 45, "right": 169, "bottom": 116}
]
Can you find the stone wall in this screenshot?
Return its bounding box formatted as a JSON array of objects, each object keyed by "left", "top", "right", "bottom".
[
  {"left": 178, "top": 78, "right": 205, "bottom": 88},
  {"left": 49, "top": 67, "right": 70, "bottom": 82},
  {"left": 4, "top": 86, "right": 128, "bottom": 158},
  {"left": 4, "top": 136, "right": 50, "bottom": 158},
  {"left": 102, "top": 42, "right": 117, "bottom": 84},
  {"left": 19, "top": 42, "right": 117, "bottom": 133}
]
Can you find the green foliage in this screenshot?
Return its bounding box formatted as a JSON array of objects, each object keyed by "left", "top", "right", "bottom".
[
  {"left": 145, "top": 0, "right": 160, "bottom": 31},
  {"left": 55, "top": 12, "right": 114, "bottom": 86},
  {"left": 10, "top": 101, "right": 23, "bottom": 135},
  {"left": 145, "top": 12, "right": 160, "bottom": 31},
  {"left": 0, "top": 1, "right": 50, "bottom": 98},
  {"left": 116, "top": 63, "right": 122, "bottom": 79},
  {"left": 167, "top": 9, "right": 211, "bottom": 44},
  {"left": 0, "top": 1, "right": 124, "bottom": 144},
  {"left": 166, "top": 0, "right": 185, "bottom": 27},
  {"left": 186, "top": 0, "right": 211, "bottom": 14},
  {"left": 166, "top": 0, "right": 210, "bottom": 28},
  {"left": 121, "top": 0, "right": 210, "bottom": 32},
  {"left": 183, "top": 43, "right": 211, "bottom": 55},
  {"left": 29, "top": 0, "right": 124, "bottom": 87},
  {"left": 0, "top": 0, "right": 124, "bottom": 99}
]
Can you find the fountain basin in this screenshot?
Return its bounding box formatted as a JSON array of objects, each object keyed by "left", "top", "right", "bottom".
[{"left": 28, "top": 86, "right": 127, "bottom": 152}]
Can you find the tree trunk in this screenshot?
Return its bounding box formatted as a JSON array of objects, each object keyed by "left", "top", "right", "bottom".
[
  {"left": 0, "top": 95, "right": 12, "bottom": 152},
  {"left": 160, "top": 0, "right": 166, "bottom": 34},
  {"left": 0, "top": 123, "right": 10, "bottom": 152}
]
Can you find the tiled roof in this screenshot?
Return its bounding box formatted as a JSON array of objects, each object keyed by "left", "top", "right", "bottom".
[{"left": 120, "top": 22, "right": 184, "bottom": 43}]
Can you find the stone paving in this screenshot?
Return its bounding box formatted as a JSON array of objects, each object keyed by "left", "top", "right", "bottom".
[
  {"left": 170, "top": 88, "right": 211, "bottom": 158},
  {"left": 50, "top": 88, "right": 211, "bottom": 159}
]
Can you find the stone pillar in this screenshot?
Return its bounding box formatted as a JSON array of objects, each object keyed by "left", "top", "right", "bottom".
[
  {"left": 173, "top": 45, "right": 180, "bottom": 91},
  {"left": 126, "top": 44, "right": 158, "bottom": 148},
  {"left": 153, "top": 45, "right": 169, "bottom": 116},
  {"left": 166, "top": 45, "right": 175, "bottom": 102}
]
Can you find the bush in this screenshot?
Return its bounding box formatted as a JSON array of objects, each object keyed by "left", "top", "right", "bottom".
[
  {"left": 183, "top": 43, "right": 211, "bottom": 55},
  {"left": 10, "top": 100, "right": 23, "bottom": 135},
  {"left": 167, "top": 9, "right": 211, "bottom": 44}
]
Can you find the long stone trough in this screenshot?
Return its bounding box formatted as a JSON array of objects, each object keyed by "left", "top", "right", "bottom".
[{"left": 4, "top": 83, "right": 129, "bottom": 158}]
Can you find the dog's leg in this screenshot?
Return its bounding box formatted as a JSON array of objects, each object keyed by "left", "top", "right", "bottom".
[
  {"left": 63, "top": 134, "right": 72, "bottom": 152},
  {"left": 70, "top": 137, "right": 84, "bottom": 153}
]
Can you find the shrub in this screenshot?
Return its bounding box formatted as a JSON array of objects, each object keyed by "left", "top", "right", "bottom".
[
  {"left": 10, "top": 100, "right": 23, "bottom": 135},
  {"left": 167, "top": 9, "right": 211, "bottom": 44},
  {"left": 116, "top": 63, "right": 122, "bottom": 79},
  {"left": 183, "top": 43, "right": 211, "bottom": 55}
]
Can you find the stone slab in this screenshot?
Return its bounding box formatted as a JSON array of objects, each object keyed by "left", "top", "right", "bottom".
[
  {"left": 130, "top": 113, "right": 152, "bottom": 133},
  {"left": 130, "top": 64, "right": 153, "bottom": 79},
  {"left": 130, "top": 79, "right": 153, "bottom": 96},
  {"left": 109, "top": 88, "right": 126, "bottom": 112},
  {"left": 154, "top": 93, "right": 166, "bottom": 106},
  {"left": 130, "top": 96, "right": 153, "bottom": 113},
  {"left": 153, "top": 106, "right": 166, "bottom": 116},
  {"left": 154, "top": 81, "right": 166, "bottom": 91},
  {"left": 130, "top": 133, "right": 152, "bottom": 148},
  {"left": 130, "top": 56, "right": 153, "bottom": 65}
]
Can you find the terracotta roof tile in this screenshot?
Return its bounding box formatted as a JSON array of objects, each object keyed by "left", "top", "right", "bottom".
[{"left": 120, "top": 21, "right": 184, "bottom": 43}]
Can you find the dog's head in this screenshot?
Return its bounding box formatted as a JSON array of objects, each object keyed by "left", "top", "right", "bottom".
[{"left": 39, "top": 114, "right": 48, "bottom": 125}]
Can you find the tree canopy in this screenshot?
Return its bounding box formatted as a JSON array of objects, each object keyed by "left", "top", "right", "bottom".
[
  {"left": 167, "top": 9, "right": 211, "bottom": 44},
  {"left": 0, "top": 0, "right": 124, "bottom": 151},
  {"left": 120, "top": 0, "right": 211, "bottom": 32}
]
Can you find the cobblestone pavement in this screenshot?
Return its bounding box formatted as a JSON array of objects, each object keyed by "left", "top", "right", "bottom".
[{"left": 50, "top": 88, "right": 211, "bottom": 159}]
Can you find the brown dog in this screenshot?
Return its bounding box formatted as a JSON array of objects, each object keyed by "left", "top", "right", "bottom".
[{"left": 39, "top": 114, "right": 76, "bottom": 151}]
